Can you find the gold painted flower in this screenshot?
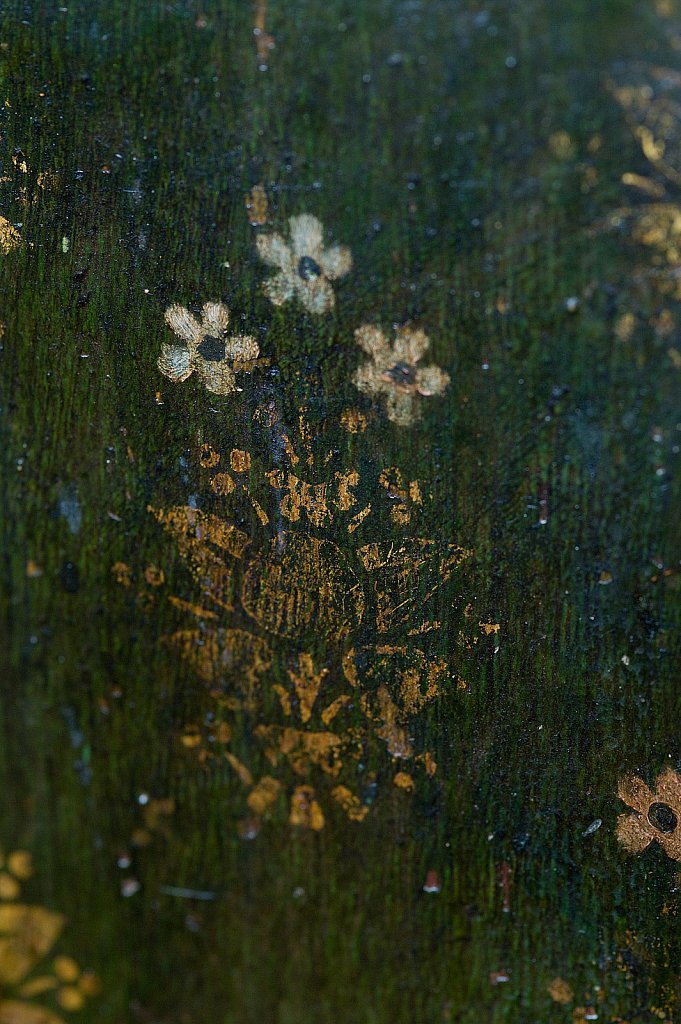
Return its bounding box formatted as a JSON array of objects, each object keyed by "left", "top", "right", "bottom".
[
  {"left": 256, "top": 214, "right": 352, "bottom": 314},
  {"left": 616, "top": 768, "right": 681, "bottom": 859},
  {"left": 159, "top": 302, "right": 260, "bottom": 395},
  {"left": 352, "top": 324, "right": 450, "bottom": 426}
]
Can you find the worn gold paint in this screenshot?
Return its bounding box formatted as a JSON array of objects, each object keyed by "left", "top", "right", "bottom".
[
  {"left": 478, "top": 621, "right": 500, "bottom": 636},
  {"left": 131, "top": 413, "right": 487, "bottom": 829},
  {"left": 321, "top": 696, "right": 350, "bottom": 726},
  {"left": 255, "top": 725, "right": 344, "bottom": 777},
  {"left": 244, "top": 183, "right": 269, "bottom": 226},
  {"left": 167, "top": 596, "right": 217, "bottom": 620},
  {"left": 253, "top": 2, "right": 275, "bottom": 68},
  {"left": 143, "top": 565, "right": 165, "bottom": 587},
  {"left": 247, "top": 776, "right": 281, "bottom": 814},
  {"left": 131, "top": 798, "right": 175, "bottom": 848},
  {"left": 348, "top": 504, "right": 371, "bottom": 534},
  {"left": 331, "top": 786, "right": 369, "bottom": 821},
  {"left": 110, "top": 562, "right": 133, "bottom": 587},
  {"left": 548, "top": 978, "right": 575, "bottom": 1004},
  {"left": 289, "top": 787, "right": 324, "bottom": 830},
  {"left": 241, "top": 533, "right": 365, "bottom": 640},
  {"left": 417, "top": 751, "right": 437, "bottom": 776},
  {"left": 339, "top": 408, "right": 368, "bottom": 433},
  {"left": 267, "top": 471, "right": 332, "bottom": 526},
  {"left": 358, "top": 539, "right": 472, "bottom": 632},
  {"left": 199, "top": 444, "right": 220, "bottom": 468},
  {"left": 0, "top": 216, "right": 22, "bottom": 253},
  {"left": 150, "top": 504, "right": 250, "bottom": 610},
  {"left": 163, "top": 628, "right": 272, "bottom": 707},
  {"left": 249, "top": 498, "right": 269, "bottom": 526},
  {"left": 230, "top": 449, "right": 251, "bottom": 473},
  {"left": 210, "top": 472, "right": 236, "bottom": 496},
  {"left": 273, "top": 684, "right": 292, "bottom": 716},
  {"left": 287, "top": 654, "right": 328, "bottom": 724},
  {"left": 225, "top": 752, "right": 253, "bottom": 786}
]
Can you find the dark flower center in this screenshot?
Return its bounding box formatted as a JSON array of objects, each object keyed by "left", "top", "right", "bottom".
[
  {"left": 298, "top": 255, "right": 322, "bottom": 281},
  {"left": 383, "top": 361, "right": 417, "bottom": 388},
  {"left": 198, "top": 334, "right": 225, "bottom": 362},
  {"left": 648, "top": 802, "right": 678, "bottom": 834}
]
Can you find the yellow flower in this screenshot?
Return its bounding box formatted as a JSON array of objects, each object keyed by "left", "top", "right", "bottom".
[
  {"left": 159, "top": 302, "right": 260, "bottom": 396},
  {"left": 616, "top": 768, "right": 681, "bottom": 860},
  {"left": 256, "top": 214, "right": 352, "bottom": 314},
  {"left": 352, "top": 324, "right": 450, "bottom": 425}
]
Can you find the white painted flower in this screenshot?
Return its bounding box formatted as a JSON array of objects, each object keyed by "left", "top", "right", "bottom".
[
  {"left": 158, "top": 302, "right": 260, "bottom": 396},
  {"left": 256, "top": 214, "right": 352, "bottom": 314},
  {"left": 353, "top": 324, "right": 450, "bottom": 426}
]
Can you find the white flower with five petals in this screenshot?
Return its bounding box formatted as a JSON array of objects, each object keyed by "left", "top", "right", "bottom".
[
  {"left": 158, "top": 302, "right": 260, "bottom": 396},
  {"left": 256, "top": 214, "right": 352, "bottom": 314}
]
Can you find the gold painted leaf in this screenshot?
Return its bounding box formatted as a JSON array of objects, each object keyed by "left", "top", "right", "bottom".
[
  {"left": 163, "top": 628, "right": 271, "bottom": 706},
  {"left": 608, "top": 62, "right": 681, "bottom": 187},
  {"left": 357, "top": 539, "right": 471, "bottom": 633},
  {"left": 0, "top": 1001, "right": 65, "bottom": 1024},
  {"left": 241, "top": 533, "right": 365, "bottom": 640},
  {"left": 0, "top": 905, "right": 65, "bottom": 985}
]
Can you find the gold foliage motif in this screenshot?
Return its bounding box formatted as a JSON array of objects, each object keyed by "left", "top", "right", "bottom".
[
  {"left": 602, "top": 63, "right": 681, "bottom": 297},
  {"left": 117, "top": 409, "right": 495, "bottom": 829},
  {"left": 241, "top": 533, "right": 365, "bottom": 640},
  {"left": 0, "top": 850, "right": 99, "bottom": 1022}
]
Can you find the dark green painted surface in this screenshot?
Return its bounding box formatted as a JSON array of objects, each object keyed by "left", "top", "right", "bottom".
[{"left": 1, "top": 1, "right": 681, "bottom": 1021}]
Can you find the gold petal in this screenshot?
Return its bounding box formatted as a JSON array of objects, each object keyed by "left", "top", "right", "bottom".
[
  {"left": 0, "top": 873, "right": 20, "bottom": 900},
  {"left": 201, "top": 301, "right": 230, "bottom": 336},
  {"left": 256, "top": 232, "right": 292, "bottom": 271},
  {"left": 298, "top": 277, "right": 335, "bottom": 314},
  {"left": 225, "top": 335, "right": 260, "bottom": 361},
  {"left": 615, "top": 812, "right": 654, "bottom": 854},
  {"left": 654, "top": 767, "right": 681, "bottom": 811},
  {"left": 659, "top": 830, "right": 681, "bottom": 861},
  {"left": 393, "top": 326, "right": 430, "bottom": 365},
  {"left": 263, "top": 272, "right": 295, "bottom": 306},
  {"left": 164, "top": 304, "right": 202, "bottom": 345},
  {"left": 6, "top": 853, "right": 32, "bottom": 882},
  {"left": 288, "top": 214, "right": 324, "bottom": 260},
  {"left": 289, "top": 785, "right": 325, "bottom": 830},
  {"left": 319, "top": 244, "right": 352, "bottom": 280},
  {"left": 354, "top": 324, "right": 391, "bottom": 364},
  {"left": 617, "top": 773, "right": 655, "bottom": 814},
  {"left": 157, "top": 344, "right": 193, "bottom": 384},
  {"left": 415, "top": 364, "right": 450, "bottom": 397},
  {"left": 247, "top": 776, "right": 282, "bottom": 815},
  {"left": 17, "top": 975, "right": 59, "bottom": 997}
]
